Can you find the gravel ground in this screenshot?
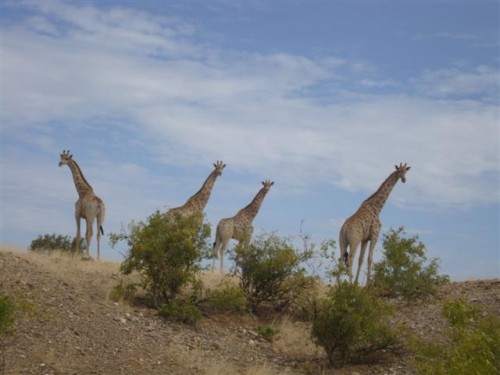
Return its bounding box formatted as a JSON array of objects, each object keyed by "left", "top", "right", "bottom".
[{"left": 1, "top": 249, "right": 498, "bottom": 375}]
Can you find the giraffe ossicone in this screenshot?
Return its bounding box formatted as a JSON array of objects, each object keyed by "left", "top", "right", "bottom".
[
  {"left": 211, "top": 179, "right": 274, "bottom": 273},
  {"left": 339, "top": 163, "right": 410, "bottom": 285},
  {"left": 59, "top": 150, "right": 106, "bottom": 260}
]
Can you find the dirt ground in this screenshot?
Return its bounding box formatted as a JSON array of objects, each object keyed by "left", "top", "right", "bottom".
[{"left": 1, "top": 248, "right": 499, "bottom": 375}]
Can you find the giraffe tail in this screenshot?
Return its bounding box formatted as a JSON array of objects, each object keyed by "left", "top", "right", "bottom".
[
  {"left": 100, "top": 226, "right": 104, "bottom": 235},
  {"left": 212, "top": 241, "right": 218, "bottom": 259},
  {"left": 339, "top": 228, "right": 348, "bottom": 267}
]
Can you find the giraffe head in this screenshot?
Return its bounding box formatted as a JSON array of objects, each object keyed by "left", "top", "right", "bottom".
[
  {"left": 262, "top": 179, "right": 275, "bottom": 191},
  {"left": 213, "top": 160, "right": 226, "bottom": 176},
  {"left": 394, "top": 163, "right": 411, "bottom": 183},
  {"left": 59, "top": 150, "right": 73, "bottom": 167}
]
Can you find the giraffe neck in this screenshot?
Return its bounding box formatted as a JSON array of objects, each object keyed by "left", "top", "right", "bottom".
[
  {"left": 237, "top": 187, "right": 269, "bottom": 222},
  {"left": 67, "top": 160, "right": 94, "bottom": 197},
  {"left": 184, "top": 169, "right": 219, "bottom": 212},
  {"left": 361, "top": 171, "right": 399, "bottom": 215}
]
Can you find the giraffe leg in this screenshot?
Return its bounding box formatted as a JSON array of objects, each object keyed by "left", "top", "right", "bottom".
[
  {"left": 366, "top": 241, "right": 377, "bottom": 286},
  {"left": 346, "top": 242, "right": 357, "bottom": 284},
  {"left": 366, "top": 223, "right": 381, "bottom": 286},
  {"left": 211, "top": 225, "right": 224, "bottom": 272},
  {"left": 85, "top": 218, "right": 93, "bottom": 258},
  {"left": 355, "top": 241, "right": 369, "bottom": 285},
  {"left": 219, "top": 239, "right": 230, "bottom": 274},
  {"left": 75, "top": 213, "right": 81, "bottom": 254}
]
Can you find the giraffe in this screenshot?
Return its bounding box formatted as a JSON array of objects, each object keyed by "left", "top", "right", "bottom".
[
  {"left": 339, "top": 163, "right": 411, "bottom": 285},
  {"left": 165, "top": 161, "right": 226, "bottom": 221},
  {"left": 59, "top": 150, "right": 106, "bottom": 260},
  {"left": 211, "top": 180, "right": 274, "bottom": 273}
]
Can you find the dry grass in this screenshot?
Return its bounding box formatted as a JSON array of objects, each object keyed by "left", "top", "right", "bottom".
[
  {"left": 199, "top": 271, "right": 239, "bottom": 290},
  {"left": 273, "top": 316, "right": 320, "bottom": 358},
  {"left": 204, "top": 363, "right": 295, "bottom": 375},
  {"left": 1, "top": 245, "right": 123, "bottom": 299},
  {"left": 0, "top": 246, "right": 239, "bottom": 302},
  {"left": 2, "top": 245, "right": 120, "bottom": 273}
]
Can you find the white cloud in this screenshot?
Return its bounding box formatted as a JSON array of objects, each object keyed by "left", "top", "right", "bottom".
[
  {"left": 360, "top": 79, "right": 399, "bottom": 88},
  {"left": 415, "top": 66, "right": 499, "bottom": 98},
  {"left": 3, "top": 0, "right": 499, "bottom": 215}
]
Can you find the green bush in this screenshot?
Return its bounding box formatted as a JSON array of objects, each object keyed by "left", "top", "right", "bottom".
[
  {"left": 30, "top": 233, "right": 85, "bottom": 254},
  {"left": 233, "top": 233, "right": 316, "bottom": 314},
  {"left": 159, "top": 298, "right": 203, "bottom": 325},
  {"left": 205, "top": 281, "right": 248, "bottom": 314},
  {"left": 412, "top": 299, "right": 500, "bottom": 375},
  {"left": 257, "top": 325, "right": 279, "bottom": 342},
  {"left": 0, "top": 293, "right": 14, "bottom": 335},
  {"left": 108, "top": 279, "right": 138, "bottom": 304},
  {"left": 371, "top": 227, "right": 449, "bottom": 300},
  {"left": 311, "top": 281, "right": 396, "bottom": 368},
  {"left": 110, "top": 210, "right": 211, "bottom": 308},
  {"left": 0, "top": 287, "right": 15, "bottom": 375}
]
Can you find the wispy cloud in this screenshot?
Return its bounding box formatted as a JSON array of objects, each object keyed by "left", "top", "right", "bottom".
[
  {"left": 3, "top": 0, "right": 499, "bottom": 215},
  {"left": 436, "top": 31, "right": 478, "bottom": 40},
  {"left": 413, "top": 31, "right": 478, "bottom": 41},
  {"left": 360, "top": 79, "right": 399, "bottom": 89},
  {"left": 415, "top": 66, "right": 499, "bottom": 98}
]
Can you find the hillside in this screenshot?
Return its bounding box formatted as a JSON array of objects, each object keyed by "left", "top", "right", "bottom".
[{"left": 0, "top": 248, "right": 498, "bottom": 375}]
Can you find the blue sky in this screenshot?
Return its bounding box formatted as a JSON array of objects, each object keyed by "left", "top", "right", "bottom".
[{"left": 1, "top": 0, "right": 499, "bottom": 281}]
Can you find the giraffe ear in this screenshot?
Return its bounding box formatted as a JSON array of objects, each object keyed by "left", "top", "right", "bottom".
[{"left": 406, "top": 166, "right": 411, "bottom": 171}]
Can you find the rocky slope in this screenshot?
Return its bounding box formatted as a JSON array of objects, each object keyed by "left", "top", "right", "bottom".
[{"left": 0, "top": 249, "right": 498, "bottom": 375}]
